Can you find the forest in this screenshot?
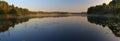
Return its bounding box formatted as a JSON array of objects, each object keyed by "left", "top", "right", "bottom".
[
  {"left": 0, "top": 1, "right": 80, "bottom": 17},
  {"left": 0, "top": 1, "right": 29, "bottom": 16},
  {"left": 87, "top": 0, "right": 120, "bottom": 15}
]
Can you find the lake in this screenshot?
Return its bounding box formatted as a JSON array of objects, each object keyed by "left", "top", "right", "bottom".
[{"left": 0, "top": 15, "right": 120, "bottom": 41}]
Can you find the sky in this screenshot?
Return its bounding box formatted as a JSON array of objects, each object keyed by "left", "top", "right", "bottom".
[{"left": 6, "top": 0, "right": 112, "bottom": 12}]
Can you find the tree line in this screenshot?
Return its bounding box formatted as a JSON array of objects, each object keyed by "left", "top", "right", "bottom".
[
  {"left": 0, "top": 1, "right": 84, "bottom": 17},
  {"left": 87, "top": 0, "right": 120, "bottom": 15},
  {"left": 0, "top": 1, "right": 29, "bottom": 16}
]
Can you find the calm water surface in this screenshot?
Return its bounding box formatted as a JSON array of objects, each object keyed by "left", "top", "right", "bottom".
[{"left": 0, "top": 15, "right": 120, "bottom": 41}]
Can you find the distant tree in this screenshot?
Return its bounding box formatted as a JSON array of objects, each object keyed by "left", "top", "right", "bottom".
[
  {"left": 9, "top": 8, "right": 17, "bottom": 14},
  {"left": 87, "top": 7, "right": 95, "bottom": 14},
  {"left": 103, "top": 3, "right": 107, "bottom": 7}
]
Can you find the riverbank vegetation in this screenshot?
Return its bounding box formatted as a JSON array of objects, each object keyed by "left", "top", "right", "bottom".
[
  {"left": 0, "top": 1, "right": 29, "bottom": 16},
  {"left": 0, "top": 1, "right": 84, "bottom": 18},
  {"left": 87, "top": 0, "right": 120, "bottom": 15}
]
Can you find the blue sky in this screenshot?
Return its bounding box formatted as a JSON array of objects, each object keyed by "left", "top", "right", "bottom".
[{"left": 6, "top": 0, "right": 112, "bottom": 12}]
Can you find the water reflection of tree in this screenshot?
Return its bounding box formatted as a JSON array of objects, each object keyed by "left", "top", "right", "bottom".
[
  {"left": 87, "top": 16, "right": 120, "bottom": 37},
  {"left": 0, "top": 17, "right": 29, "bottom": 32}
]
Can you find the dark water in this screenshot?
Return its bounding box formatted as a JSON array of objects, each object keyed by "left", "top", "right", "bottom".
[{"left": 0, "top": 15, "right": 120, "bottom": 41}]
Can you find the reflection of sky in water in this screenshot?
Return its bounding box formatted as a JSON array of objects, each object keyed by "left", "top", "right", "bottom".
[{"left": 0, "top": 16, "right": 119, "bottom": 41}]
